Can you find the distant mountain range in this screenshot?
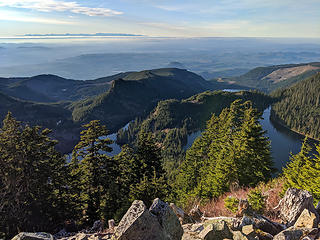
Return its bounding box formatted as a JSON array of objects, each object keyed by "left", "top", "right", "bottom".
[{"left": 22, "top": 33, "right": 144, "bottom": 37}]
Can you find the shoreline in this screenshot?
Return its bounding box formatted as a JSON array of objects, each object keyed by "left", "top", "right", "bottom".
[{"left": 269, "top": 108, "right": 320, "bottom": 143}]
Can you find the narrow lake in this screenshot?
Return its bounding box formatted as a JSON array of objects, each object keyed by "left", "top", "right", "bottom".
[{"left": 84, "top": 90, "right": 318, "bottom": 173}]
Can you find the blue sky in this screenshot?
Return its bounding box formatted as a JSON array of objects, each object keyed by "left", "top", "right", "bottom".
[{"left": 0, "top": 0, "right": 319, "bottom": 38}]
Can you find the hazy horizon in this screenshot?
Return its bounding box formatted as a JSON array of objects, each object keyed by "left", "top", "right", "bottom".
[{"left": 0, "top": 0, "right": 319, "bottom": 38}]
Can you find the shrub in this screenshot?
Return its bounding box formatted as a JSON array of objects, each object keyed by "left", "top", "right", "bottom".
[
  {"left": 248, "top": 189, "right": 266, "bottom": 214},
  {"left": 224, "top": 196, "right": 239, "bottom": 213}
]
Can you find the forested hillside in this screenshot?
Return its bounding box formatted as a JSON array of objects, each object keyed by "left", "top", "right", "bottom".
[
  {"left": 0, "top": 73, "right": 129, "bottom": 102},
  {"left": 117, "top": 90, "right": 273, "bottom": 179},
  {"left": 71, "top": 68, "right": 215, "bottom": 132},
  {"left": 0, "top": 91, "right": 72, "bottom": 128},
  {"left": 271, "top": 72, "right": 320, "bottom": 140}
]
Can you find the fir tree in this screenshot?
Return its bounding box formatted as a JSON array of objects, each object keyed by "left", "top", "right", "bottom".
[
  {"left": 0, "top": 112, "right": 68, "bottom": 238},
  {"left": 70, "top": 120, "right": 114, "bottom": 224},
  {"left": 176, "top": 100, "right": 274, "bottom": 204},
  {"left": 283, "top": 137, "right": 320, "bottom": 201}
]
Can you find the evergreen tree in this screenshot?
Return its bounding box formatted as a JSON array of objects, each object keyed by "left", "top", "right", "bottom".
[
  {"left": 0, "top": 112, "right": 68, "bottom": 238},
  {"left": 283, "top": 137, "right": 320, "bottom": 201},
  {"left": 136, "top": 130, "right": 165, "bottom": 179},
  {"left": 114, "top": 130, "right": 169, "bottom": 208},
  {"left": 70, "top": 120, "right": 114, "bottom": 224},
  {"left": 176, "top": 100, "right": 274, "bottom": 204}
]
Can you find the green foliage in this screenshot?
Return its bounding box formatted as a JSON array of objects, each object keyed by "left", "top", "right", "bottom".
[
  {"left": 283, "top": 137, "right": 320, "bottom": 202},
  {"left": 271, "top": 73, "right": 320, "bottom": 140},
  {"left": 129, "top": 173, "right": 169, "bottom": 208},
  {"left": 224, "top": 196, "right": 240, "bottom": 213},
  {"left": 0, "top": 112, "right": 69, "bottom": 239},
  {"left": 70, "top": 120, "right": 114, "bottom": 224},
  {"left": 247, "top": 189, "right": 266, "bottom": 214},
  {"left": 175, "top": 100, "right": 274, "bottom": 204},
  {"left": 71, "top": 68, "right": 213, "bottom": 132},
  {"left": 117, "top": 90, "right": 273, "bottom": 185}
]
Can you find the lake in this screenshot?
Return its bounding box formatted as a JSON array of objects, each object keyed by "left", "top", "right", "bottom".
[
  {"left": 182, "top": 106, "right": 318, "bottom": 173},
  {"left": 82, "top": 96, "right": 317, "bottom": 173}
]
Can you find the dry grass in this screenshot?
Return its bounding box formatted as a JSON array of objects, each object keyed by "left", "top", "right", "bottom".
[{"left": 198, "top": 177, "right": 285, "bottom": 222}]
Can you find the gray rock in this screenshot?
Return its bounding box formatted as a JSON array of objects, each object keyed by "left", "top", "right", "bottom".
[
  {"left": 112, "top": 200, "right": 165, "bottom": 240},
  {"left": 253, "top": 214, "right": 283, "bottom": 236},
  {"left": 170, "top": 203, "right": 193, "bottom": 224},
  {"left": 294, "top": 208, "right": 318, "bottom": 228},
  {"left": 11, "top": 232, "right": 54, "bottom": 240},
  {"left": 232, "top": 231, "right": 250, "bottom": 240},
  {"left": 275, "top": 188, "right": 319, "bottom": 227},
  {"left": 241, "top": 224, "right": 255, "bottom": 237},
  {"left": 149, "top": 198, "right": 183, "bottom": 240},
  {"left": 233, "top": 215, "right": 283, "bottom": 236},
  {"left": 273, "top": 227, "right": 318, "bottom": 240},
  {"left": 198, "top": 220, "right": 233, "bottom": 240}
]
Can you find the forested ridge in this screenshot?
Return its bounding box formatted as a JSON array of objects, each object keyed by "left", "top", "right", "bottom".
[
  {"left": 271, "top": 72, "right": 320, "bottom": 140},
  {"left": 117, "top": 90, "right": 273, "bottom": 179}
]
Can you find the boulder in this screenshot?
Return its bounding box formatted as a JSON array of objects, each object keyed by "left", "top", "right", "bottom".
[
  {"left": 66, "top": 233, "right": 111, "bottom": 240},
  {"left": 294, "top": 208, "right": 318, "bottom": 228},
  {"left": 181, "top": 224, "right": 203, "bottom": 240},
  {"left": 241, "top": 224, "right": 255, "bottom": 237},
  {"left": 232, "top": 231, "right": 250, "bottom": 240},
  {"left": 189, "top": 205, "right": 203, "bottom": 223},
  {"left": 112, "top": 200, "right": 166, "bottom": 240},
  {"left": 198, "top": 220, "right": 233, "bottom": 240},
  {"left": 150, "top": 198, "right": 183, "bottom": 240},
  {"left": 170, "top": 203, "right": 193, "bottom": 224},
  {"left": 253, "top": 215, "right": 283, "bottom": 236},
  {"left": 275, "top": 188, "right": 319, "bottom": 226},
  {"left": 11, "top": 233, "right": 54, "bottom": 240},
  {"left": 273, "top": 227, "right": 318, "bottom": 240},
  {"left": 233, "top": 215, "right": 283, "bottom": 236}
]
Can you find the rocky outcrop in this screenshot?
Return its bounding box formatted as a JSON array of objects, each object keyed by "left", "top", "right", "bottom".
[
  {"left": 12, "top": 233, "right": 54, "bottom": 240},
  {"left": 233, "top": 214, "right": 284, "bottom": 236},
  {"left": 112, "top": 200, "right": 165, "bottom": 240},
  {"left": 294, "top": 208, "right": 318, "bottom": 229},
  {"left": 273, "top": 227, "right": 318, "bottom": 240},
  {"left": 198, "top": 220, "right": 232, "bottom": 240},
  {"left": 149, "top": 198, "right": 184, "bottom": 240},
  {"left": 10, "top": 188, "right": 320, "bottom": 240},
  {"left": 275, "top": 188, "right": 319, "bottom": 227}
]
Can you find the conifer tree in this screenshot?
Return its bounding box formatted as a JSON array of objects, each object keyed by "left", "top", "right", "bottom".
[
  {"left": 283, "top": 137, "right": 320, "bottom": 201},
  {"left": 176, "top": 100, "right": 273, "bottom": 204},
  {"left": 127, "top": 130, "right": 168, "bottom": 207},
  {"left": 70, "top": 120, "right": 114, "bottom": 224},
  {"left": 0, "top": 112, "right": 68, "bottom": 238}
]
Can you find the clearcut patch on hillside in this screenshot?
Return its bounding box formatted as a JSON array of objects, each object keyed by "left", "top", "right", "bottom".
[{"left": 263, "top": 65, "right": 320, "bottom": 83}]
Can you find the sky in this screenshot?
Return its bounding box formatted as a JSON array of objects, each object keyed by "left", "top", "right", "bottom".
[{"left": 0, "top": 0, "right": 319, "bottom": 38}]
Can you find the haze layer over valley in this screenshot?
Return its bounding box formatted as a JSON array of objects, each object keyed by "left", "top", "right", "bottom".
[{"left": 1, "top": 37, "right": 320, "bottom": 80}]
